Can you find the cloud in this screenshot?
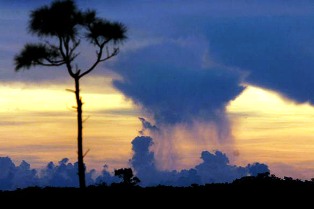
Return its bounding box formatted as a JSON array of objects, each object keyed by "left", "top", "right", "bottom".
[
  {"left": 0, "top": 157, "right": 38, "bottom": 190},
  {"left": 39, "top": 158, "right": 96, "bottom": 187},
  {"left": 138, "top": 117, "right": 159, "bottom": 135},
  {"left": 107, "top": 6, "right": 314, "bottom": 176},
  {"left": 0, "top": 136, "right": 271, "bottom": 190},
  {"left": 203, "top": 16, "right": 314, "bottom": 104},
  {"left": 130, "top": 136, "right": 269, "bottom": 187},
  {"left": 104, "top": 0, "right": 314, "bottom": 109},
  {"left": 112, "top": 40, "right": 245, "bottom": 127},
  {"left": 0, "top": 156, "right": 120, "bottom": 190},
  {"left": 110, "top": 37, "right": 245, "bottom": 167},
  {"left": 0, "top": 157, "right": 98, "bottom": 190},
  {"left": 94, "top": 165, "right": 120, "bottom": 185}
]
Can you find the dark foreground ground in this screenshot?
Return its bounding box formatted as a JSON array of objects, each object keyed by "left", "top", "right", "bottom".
[{"left": 1, "top": 173, "right": 313, "bottom": 207}]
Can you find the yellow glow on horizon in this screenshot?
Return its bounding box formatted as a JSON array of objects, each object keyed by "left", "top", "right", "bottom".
[
  {"left": 227, "top": 85, "right": 314, "bottom": 179},
  {"left": 0, "top": 83, "right": 133, "bottom": 113},
  {"left": 228, "top": 85, "right": 314, "bottom": 117},
  {"left": 0, "top": 82, "right": 140, "bottom": 170},
  {"left": 1, "top": 81, "right": 314, "bottom": 179}
]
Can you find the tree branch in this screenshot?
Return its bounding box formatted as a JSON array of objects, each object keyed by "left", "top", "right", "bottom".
[
  {"left": 65, "top": 88, "right": 75, "bottom": 93},
  {"left": 58, "top": 36, "right": 66, "bottom": 58},
  {"left": 83, "top": 149, "right": 90, "bottom": 158},
  {"left": 44, "top": 57, "right": 66, "bottom": 65},
  {"left": 58, "top": 36, "right": 76, "bottom": 78},
  {"left": 69, "top": 40, "right": 80, "bottom": 60},
  {"left": 100, "top": 47, "right": 119, "bottom": 62},
  {"left": 79, "top": 45, "right": 118, "bottom": 78},
  {"left": 36, "top": 61, "right": 65, "bottom": 67}
]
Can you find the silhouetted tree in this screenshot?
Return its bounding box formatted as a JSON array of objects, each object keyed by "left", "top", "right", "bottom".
[
  {"left": 114, "top": 168, "right": 140, "bottom": 186},
  {"left": 14, "top": 0, "right": 126, "bottom": 189}
]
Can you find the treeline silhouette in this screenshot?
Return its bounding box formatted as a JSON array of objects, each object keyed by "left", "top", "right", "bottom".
[{"left": 0, "top": 171, "right": 313, "bottom": 206}]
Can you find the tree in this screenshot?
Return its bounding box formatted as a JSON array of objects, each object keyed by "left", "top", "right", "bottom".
[
  {"left": 114, "top": 168, "right": 140, "bottom": 186},
  {"left": 14, "top": 0, "right": 127, "bottom": 188}
]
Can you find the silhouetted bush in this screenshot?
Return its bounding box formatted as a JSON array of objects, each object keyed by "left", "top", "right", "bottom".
[{"left": 114, "top": 168, "right": 140, "bottom": 186}]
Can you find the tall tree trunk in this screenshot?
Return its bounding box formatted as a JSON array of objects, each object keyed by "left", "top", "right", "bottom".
[{"left": 75, "top": 77, "right": 86, "bottom": 188}]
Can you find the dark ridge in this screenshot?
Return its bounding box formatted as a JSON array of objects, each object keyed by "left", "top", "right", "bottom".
[{"left": 1, "top": 173, "right": 313, "bottom": 207}]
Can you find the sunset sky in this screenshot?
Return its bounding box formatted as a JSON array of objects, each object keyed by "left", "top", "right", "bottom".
[{"left": 1, "top": 0, "right": 314, "bottom": 181}]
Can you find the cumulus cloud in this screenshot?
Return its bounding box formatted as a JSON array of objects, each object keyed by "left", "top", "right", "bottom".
[
  {"left": 0, "top": 157, "right": 97, "bottom": 190},
  {"left": 130, "top": 136, "right": 269, "bottom": 186},
  {"left": 95, "top": 165, "right": 120, "bottom": 185},
  {"left": 38, "top": 158, "right": 95, "bottom": 188},
  {"left": 0, "top": 142, "right": 269, "bottom": 190},
  {"left": 0, "top": 157, "right": 38, "bottom": 190}
]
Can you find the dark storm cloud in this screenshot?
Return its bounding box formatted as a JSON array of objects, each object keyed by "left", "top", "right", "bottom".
[
  {"left": 112, "top": 41, "right": 245, "bottom": 125},
  {"left": 130, "top": 136, "right": 270, "bottom": 186},
  {"left": 102, "top": 0, "right": 314, "bottom": 107},
  {"left": 203, "top": 16, "right": 314, "bottom": 104}
]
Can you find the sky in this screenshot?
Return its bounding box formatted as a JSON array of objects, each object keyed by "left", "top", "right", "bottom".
[{"left": 1, "top": 0, "right": 314, "bottom": 187}]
